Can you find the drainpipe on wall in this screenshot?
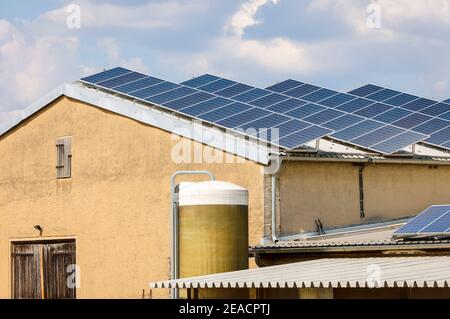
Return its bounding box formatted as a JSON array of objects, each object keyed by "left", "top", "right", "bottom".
[
  {"left": 170, "top": 171, "right": 215, "bottom": 300},
  {"left": 358, "top": 161, "right": 372, "bottom": 220},
  {"left": 266, "top": 155, "right": 283, "bottom": 243}
]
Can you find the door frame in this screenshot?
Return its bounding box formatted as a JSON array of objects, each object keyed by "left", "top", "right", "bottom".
[{"left": 9, "top": 237, "right": 77, "bottom": 299}]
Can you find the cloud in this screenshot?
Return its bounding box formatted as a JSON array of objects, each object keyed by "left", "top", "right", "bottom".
[{"left": 225, "top": 0, "right": 279, "bottom": 37}]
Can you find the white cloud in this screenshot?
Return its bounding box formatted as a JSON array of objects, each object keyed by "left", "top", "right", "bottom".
[{"left": 225, "top": 0, "right": 279, "bottom": 37}]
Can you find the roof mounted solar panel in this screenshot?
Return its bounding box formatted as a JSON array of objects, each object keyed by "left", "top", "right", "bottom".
[
  {"left": 319, "top": 93, "right": 355, "bottom": 107},
  {"left": 401, "top": 98, "right": 437, "bottom": 112},
  {"left": 181, "top": 74, "right": 220, "bottom": 88},
  {"left": 215, "top": 83, "right": 253, "bottom": 97},
  {"left": 391, "top": 113, "right": 433, "bottom": 130},
  {"left": 393, "top": 205, "right": 450, "bottom": 238},
  {"left": 365, "top": 88, "right": 401, "bottom": 102},
  {"left": 348, "top": 84, "right": 384, "bottom": 97},
  {"left": 425, "top": 126, "right": 450, "bottom": 146},
  {"left": 283, "top": 84, "right": 320, "bottom": 98},
  {"left": 443, "top": 99, "right": 450, "bottom": 104},
  {"left": 371, "top": 131, "right": 428, "bottom": 154},
  {"left": 275, "top": 126, "right": 332, "bottom": 149},
  {"left": 420, "top": 103, "right": 449, "bottom": 117},
  {"left": 81, "top": 67, "right": 131, "bottom": 84},
  {"left": 383, "top": 93, "right": 418, "bottom": 106},
  {"left": 197, "top": 78, "right": 236, "bottom": 93},
  {"left": 335, "top": 98, "right": 374, "bottom": 113},
  {"left": 266, "top": 79, "right": 303, "bottom": 93},
  {"left": 96, "top": 72, "right": 147, "bottom": 89},
  {"left": 115, "top": 76, "right": 164, "bottom": 94},
  {"left": 440, "top": 112, "right": 450, "bottom": 121}
]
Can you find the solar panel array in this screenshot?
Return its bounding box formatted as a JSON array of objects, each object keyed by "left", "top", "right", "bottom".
[
  {"left": 182, "top": 75, "right": 430, "bottom": 154},
  {"left": 393, "top": 205, "right": 450, "bottom": 238},
  {"left": 80, "top": 67, "right": 332, "bottom": 150},
  {"left": 80, "top": 67, "right": 448, "bottom": 154}
]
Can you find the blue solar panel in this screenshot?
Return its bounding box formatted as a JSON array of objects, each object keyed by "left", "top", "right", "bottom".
[
  {"left": 335, "top": 98, "right": 374, "bottom": 113},
  {"left": 146, "top": 86, "right": 196, "bottom": 104},
  {"left": 198, "top": 102, "right": 251, "bottom": 123},
  {"left": 383, "top": 93, "right": 418, "bottom": 106},
  {"left": 320, "top": 93, "right": 355, "bottom": 107},
  {"left": 240, "top": 113, "right": 291, "bottom": 132},
  {"left": 266, "top": 99, "right": 308, "bottom": 113},
  {"left": 440, "top": 112, "right": 450, "bottom": 121},
  {"left": 181, "top": 74, "right": 220, "bottom": 88},
  {"left": 322, "top": 114, "right": 365, "bottom": 131},
  {"left": 266, "top": 79, "right": 303, "bottom": 93},
  {"left": 348, "top": 84, "right": 383, "bottom": 97},
  {"left": 81, "top": 67, "right": 131, "bottom": 83},
  {"left": 373, "top": 108, "right": 412, "bottom": 124},
  {"left": 216, "top": 108, "right": 271, "bottom": 128},
  {"left": 413, "top": 118, "right": 449, "bottom": 134},
  {"left": 303, "top": 109, "right": 346, "bottom": 125},
  {"left": 420, "top": 211, "right": 450, "bottom": 233},
  {"left": 179, "top": 97, "right": 232, "bottom": 116},
  {"left": 115, "top": 77, "right": 164, "bottom": 93},
  {"left": 198, "top": 78, "right": 236, "bottom": 93},
  {"left": 351, "top": 126, "right": 404, "bottom": 147},
  {"left": 301, "top": 88, "right": 338, "bottom": 103},
  {"left": 163, "top": 91, "right": 215, "bottom": 110},
  {"left": 371, "top": 131, "right": 427, "bottom": 154},
  {"left": 354, "top": 103, "right": 392, "bottom": 118},
  {"left": 232, "top": 88, "right": 271, "bottom": 103},
  {"left": 275, "top": 126, "right": 331, "bottom": 149},
  {"left": 442, "top": 140, "right": 450, "bottom": 149},
  {"left": 256, "top": 119, "right": 311, "bottom": 142},
  {"left": 444, "top": 99, "right": 450, "bottom": 104},
  {"left": 420, "top": 103, "right": 449, "bottom": 116},
  {"left": 401, "top": 98, "right": 437, "bottom": 111},
  {"left": 391, "top": 113, "right": 433, "bottom": 129},
  {"left": 285, "top": 103, "right": 326, "bottom": 119},
  {"left": 283, "top": 84, "right": 320, "bottom": 98},
  {"left": 249, "top": 93, "right": 289, "bottom": 108},
  {"left": 215, "top": 83, "right": 253, "bottom": 97},
  {"left": 96, "top": 72, "right": 147, "bottom": 89},
  {"left": 365, "top": 88, "right": 401, "bottom": 102},
  {"left": 425, "top": 126, "right": 450, "bottom": 145},
  {"left": 331, "top": 120, "right": 384, "bottom": 141},
  {"left": 130, "top": 82, "right": 179, "bottom": 99},
  {"left": 394, "top": 205, "right": 450, "bottom": 236}
]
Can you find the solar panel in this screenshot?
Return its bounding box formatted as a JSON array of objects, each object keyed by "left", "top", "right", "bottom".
[
  {"left": 383, "top": 93, "right": 418, "bottom": 106},
  {"left": 335, "top": 98, "right": 374, "bottom": 113},
  {"left": 365, "top": 88, "right": 401, "bottom": 102},
  {"left": 440, "top": 112, "right": 450, "bottom": 121},
  {"left": 303, "top": 109, "right": 346, "bottom": 125},
  {"left": 393, "top": 205, "right": 450, "bottom": 237},
  {"left": 275, "top": 126, "right": 332, "bottom": 149},
  {"left": 331, "top": 120, "right": 384, "bottom": 141},
  {"left": 249, "top": 93, "right": 289, "bottom": 108},
  {"left": 266, "top": 79, "right": 303, "bottom": 93},
  {"left": 163, "top": 92, "right": 215, "bottom": 110},
  {"left": 401, "top": 98, "right": 437, "bottom": 112},
  {"left": 319, "top": 93, "right": 355, "bottom": 107},
  {"left": 216, "top": 108, "right": 271, "bottom": 128},
  {"left": 444, "top": 99, "right": 450, "bottom": 104},
  {"left": 232, "top": 88, "right": 271, "bottom": 103},
  {"left": 371, "top": 131, "right": 428, "bottom": 154},
  {"left": 285, "top": 103, "right": 326, "bottom": 119},
  {"left": 425, "top": 126, "right": 450, "bottom": 146},
  {"left": 115, "top": 76, "right": 164, "bottom": 94},
  {"left": 215, "top": 83, "right": 253, "bottom": 97},
  {"left": 197, "top": 78, "right": 236, "bottom": 93},
  {"left": 146, "top": 86, "right": 196, "bottom": 104},
  {"left": 266, "top": 99, "right": 308, "bottom": 113},
  {"left": 350, "top": 126, "right": 404, "bottom": 147},
  {"left": 96, "top": 72, "right": 147, "bottom": 89},
  {"left": 373, "top": 108, "right": 412, "bottom": 124},
  {"left": 198, "top": 102, "right": 251, "bottom": 123},
  {"left": 413, "top": 119, "right": 449, "bottom": 134},
  {"left": 179, "top": 97, "right": 232, "bottom": 116},
  {"left": 348, "top": 84, "right": 384, "bottom": 97},
  {"left": 283, "top": 84, "right": 320, "bottom": 98},
  {"left": 443, "top": 140, "right": 450, "bottom": 148},
  {"left": 301, "top": 88, "right": 338, "bottom": 103},
  {"left": 354, "top": 103, "right": 392, "bottom": 118},
  {"left": 391, "top": 113, "right": 433, "bottom": 130},
  {"left": 181, "top": 74, "right": 220, "bottom": 88},
  {"left": 240, "top": 113, "right": 291, "bottom": 132},
  {"left": 322, "top": 114, "right": 365, "bottom": 131},
  {"left": 81, "top": 67, "right": 131, "bottom": 83},
  {"left": 420, "top": 103, "right": 449, "bottom": 117},
  {"left": 256, "top": 119, "right": 311, "bottom": 141},
  {"left": 131, "top": 82, "right": 179, "bottom": 99}
]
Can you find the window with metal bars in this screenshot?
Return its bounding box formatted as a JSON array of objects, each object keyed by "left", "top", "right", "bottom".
[{"left": 56, "top": 137, "right": 71, "bottom": 179}]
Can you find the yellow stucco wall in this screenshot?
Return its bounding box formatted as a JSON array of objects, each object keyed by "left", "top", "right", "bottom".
[
  {"left": 279, "top": 161, "right": 450, "bottom": 234},
  {"left": 0, "top": 97, "right": 265, "bottom": 299}
]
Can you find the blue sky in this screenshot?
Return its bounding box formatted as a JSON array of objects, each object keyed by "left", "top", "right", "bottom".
[{"left": 1, "top": 0, "right": 450, "bottom": 123}]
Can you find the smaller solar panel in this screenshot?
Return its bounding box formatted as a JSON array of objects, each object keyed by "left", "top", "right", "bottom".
[
  {"left": 420, "top": 211, "right": 450, "bottom": 233},
  {"left": 215, "top": 83, "right": 253, "bottom": 98},
  {"left": 283, "top": 84, "right": 320, "bottom": 98},
  {"left": 420, "top": 103, "right": 449, "bottom": 117},
  {"left": 163, "top": 91, "right": 215, "bottom": 110},
  {"left": 319, "top": 93, "right": 355, "bottom": 107},
  {"left": 335, "top": 98, "right": 374, "bottom": 113},
  {"left": 303, "top": 109, "right": 346, "bottom": 125},
  {"left": 348, "top": 84, "right": 383, "bottom": 97},
  {"left": 130, "top": 82, "right": 179, "bottom": 99},
  {"left": 425, "top": 126, "right": 450, "bottom": 145},
  {"left": 81, "top": 67, "right": 131, "bottom": 83},
  {"left": 256, "top": 119, "right": 310, "bottom": 142},
  {"left": 354, "top": 103, "right": 392, "bottom": 118},
  {"left": 331, "top": 120, "right": 384, "bottom": 141},
  {"left": 301, "top": 88, "right": 338, "bottom": 103},
  {"left": 146, "top": 86, "right": 196, "bottom": 104},
  {"left": 322, "top": 114, "right": 365, "bottom": 131},
  {"left": 440, "top": 112, "right": 450, "bottom": 121},
  {"left": 181, "top": 74, "right": 220, "bottom": 88},
  {"left": 285, "top": 103, "right": 326, "bottom": 119},
  {"left": 413, "top": 118, "right": 449, "bottom": 134},
  {"left": 198, "top": 102, "right": 251, "bottom": 123},
  {"left": 266, "top": 79, "right": 303, "bottom": 93},
  {"left": 216, "top": 108, "right": 270, "bottom": 128},
  {"left": 442, "top": 140, "right": 450, "bottom": 149},
  {"left": 394, "top": 205, "right": 450, "bottom": 237},
  {"left": 444, "top": 99, "right": 450, "bottom": 104},
  {"left": 198, "top": 78, "right": 236, "bottom": 93},
  {"left": 401, "top": 98, "right": 437, "bottom": 112},
  {"left": 239, "top": 113, "right": 290, "bottom": 132},
  {"left": 96, "top": 72, "right": 147, "bottom": 89},
  {"left": 350, "top": 126, "right": 404, "bottom": 147},
  {"left": 373, "top": 108, "right": 412, "bottom": 124},
  {"left": 391, "top": 113, "right": 433, "bottom": 130},
  {"left": 371, "top": 131, "right": 427, "bottom": 154},
  {"left": 179, "top": 97, "right": 232, "bottom": 116},
  {"left": 365, "top": 88, "right": 401, "bottom": 102},
  {"left": 249, "top": 93, "right": 289, "bottom": 108},
  {"left": 232, "top": 88, "right": 271, "bottom": 103},
  {"left": 275, "top": 126, "right": 331, "bottom": 149},
  {"left": 266, "top": 99, "right": 308, "bottom": 113},
  {"left": 115, "top": 77, "right": 164, "bottom": 94},
  {"left": 383, "top": 93, "right": 418, "bottom": 106}
]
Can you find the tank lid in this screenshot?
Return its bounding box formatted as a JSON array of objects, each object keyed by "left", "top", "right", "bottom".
[{"left": 178, "top": 181, "right": 248, "bottom": 206}]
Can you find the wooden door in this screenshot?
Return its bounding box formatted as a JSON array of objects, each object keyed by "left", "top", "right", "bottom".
[{"left": 12, "top": 241, "right": 76, "bottom": 299}]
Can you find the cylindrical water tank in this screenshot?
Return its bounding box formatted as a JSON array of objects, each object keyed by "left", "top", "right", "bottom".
[{"left": 178, "top": 180, "right": 249, "bottom": 299}]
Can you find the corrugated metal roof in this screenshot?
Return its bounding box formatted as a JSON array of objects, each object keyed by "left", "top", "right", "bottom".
[{"left": 150, "top": 257, "right": 450, "bottom": 289}]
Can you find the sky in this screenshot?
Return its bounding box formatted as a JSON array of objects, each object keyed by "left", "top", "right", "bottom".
[{"left": 1, "top": 0, "right": 450, "bottom": 123}]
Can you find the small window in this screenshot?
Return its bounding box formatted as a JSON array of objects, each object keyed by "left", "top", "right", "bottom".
[{"left": 56, "top": 137, "right": 72, "bottom": 179}]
